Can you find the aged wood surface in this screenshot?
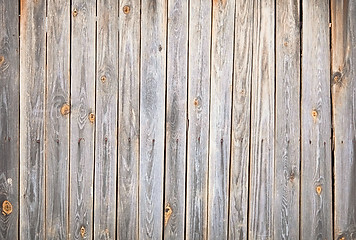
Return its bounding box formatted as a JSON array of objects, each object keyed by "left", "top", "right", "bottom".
[
  {"left": 248, "top": 0, "right": 275, "bottom": 239},
  {"left": 139, "top": 0, "right": 167, "bottom": 239},
  {"left": 331, "top": 0, "right": 356, "bottom": 238},
  {"left": 117, "top": 0, "right": 140, "bottom": 239},
  {"left": 228, "top": 0, "right": 253, "bottom": 239},
  {"left": 164, "top": 0, "right": 188, "bottom": 238},
  {"left": 70, "top": 0, "right": 96, "bottom": 239},
  {"left": 0, "top": 0, "right": 19, "bottom": 239},
  {"left": 207, "top": 0, "right": 235, "bottom": 239},
  {"left": 274, "top": 0, "right": 300, "bottom": 239},
  {"left": 46, "top": 0, "right": 70, "bottom": 238},
  {"left": 301, "top": 0, "right": 333, "bottom": 239},
  {"left": 185, "top": 0, "right": 211, "bottom": 239},
  {"left": 19, "top": 0, "right": 46, "bottom": 239},
  {"left": 94, "top": 0, "right": 118, "bottom": 239}
]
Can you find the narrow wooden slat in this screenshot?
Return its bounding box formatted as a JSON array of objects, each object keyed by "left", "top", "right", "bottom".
[
  {"left": 164, "top": 0, "right": 188, "bottom": 238},
  {"left": 228, "top": 0, "right": 253, "bottom": 238},
  {"left": 207, "top": 0, "right": 235, "bottom": 238},
  {"left": 248, "top": 0, "right": 275, "bottom": 238},
  {"left": 274, "top": 0, "right": 300, "bottom": 239},
  {"left": 331, "top": 0, "right": 356, "bottom": 238},
  {"left": 46, "top": 0, "right": 70, "bottom": 238},
  {"left": 139, "top": 0, "right": 167, "bottom": 238},
  {"left": 301, "top": 0, "right": 332, "bottom": 239},
  {"left": 117, "top": 0, "right": 140, "bottom": 239},
  {"left": 185, "top": 0, "right": 211, "bottom": 239},
  {"left": 70, "top": 1, "right": 96, "bottom": 239},
  {"left": 19, "top": 0, "right": 46, "bottom": 238},
  {"left": 0, "top": 0, "right": 19, "bottom": 239},
  {"left": 94, "top": 0, "right": 118, "bottom": 239}
]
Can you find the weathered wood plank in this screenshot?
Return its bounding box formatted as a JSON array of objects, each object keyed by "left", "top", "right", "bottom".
[
  {"left": 117, "top": 0, "right": 140, "bottom": 239},
  {"left": 46, "top": 0, "right": 70, "bottom": 238},
  {"left": 331, "top": 0, "right": 356, "bottom": 238},
  {"left": 185, "top": 0, "right": 211, "bottom": 239},
  {"left": 164, "top": 0, "right": 188, "bottom": 238},
  {"left": 0, "top": 0, "right": 19, "bottom": 239},
  {"left": 274, "top": 0, "right": 300, "bottom": 239},
  {"left": 94, "top": 0, "right": 118, "bottom": 239},
  {"left": 207, "top": 0, "right": 235, "bottom": 238},
  {"left": 70, "top": 1, "right": 96, "bottom": 239},
  {"left": 248, "top": 0, "right": 275, "bottom": 239},
  {"left": 228, "top": 0, "right": 253, "bottom": 239},
  {"left": 139, "top": 0, "right": 167, "bottom": 238},
  {"left": 19, "top": 0, "right": 46, "bottom": 238},
  {"left": 301, "top": 0, "right": 333, "bottom": 239}
]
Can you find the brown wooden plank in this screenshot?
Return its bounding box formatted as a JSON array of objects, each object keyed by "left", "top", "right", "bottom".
[{"left": 0, "top": 0, "right": 19, "bottom": 239}]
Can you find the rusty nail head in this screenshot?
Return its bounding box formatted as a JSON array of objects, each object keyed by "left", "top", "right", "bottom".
[
  {"left": 123, "top": 5, "right": 130, "bottom": 14},
  {"left": 2, "top": 200, "right": 12, "bottom": 215},
  {"left": 73, "top": 8, "right": 78, "bottom": 17},
  {"left": 89, "top": 113, "right": 95, "bottom": 123},
  {"left": 316, "top": 185, "right": 322, "bottom": 195},
  {"left": 60, "top": 103, "right": 70, "bottom": 115},
  {"left": 311, "top": 110, "right": 318, "bottom": 118},
  {"left": 80, "top": 226, "right": 85, "bottom": 237},
  {"left": 101, "top": 75, "right": 107, "bottom": 82}
]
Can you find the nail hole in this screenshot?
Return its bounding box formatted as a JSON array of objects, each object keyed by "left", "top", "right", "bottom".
[
  {"left": 73, "top": 8, "right": 78, "bottom": 17},
  {"left": 123, "top": 5, "right": 130, "bottom": 14}
]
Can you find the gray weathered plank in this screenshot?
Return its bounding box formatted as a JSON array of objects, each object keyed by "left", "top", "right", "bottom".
[
  {"left": 70, "top": 1, "right": 96, "bottom": 239},
  {"left": 301, "top": 0, "right": 333, "bottom": 239},
  {"left": 331, "top": 0, "right": 356, "bottom": 238},
  {"left": 228, "top": 0, "right": 253, "bottom": 239},
  {"left": 248, "top": 0, "right": 275, "bottom": 239},
  {"left": 164, "top": 0, "right": 188, "bottom": 238},
  {"left": 185, "top": 0, "right": 211, "bottom": 239},
  {"left": 46, "top": 0, "right": 70, "bottom": 238},
  {"left": 139, "top": 0, "right": 167, "bottom": 238},
  {"left": 0, "top": 0, "right": 19, "bottom": 239},
  {"left": 117, "top": 0, "right": 140, "bottom": 239},
  {"left": 94, "top": 0, "right": 118, "bottom": 239},
  {"left": 207, "top": 0, "right": 235, "bottom": 238},
  {"left": 19, "top": 0, "right": 46, "bottom": 238},
  {"left": 274, "top": 0, "right": 300, "bottom": 239}
]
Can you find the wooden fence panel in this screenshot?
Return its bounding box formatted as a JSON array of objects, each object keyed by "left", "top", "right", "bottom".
[
  {"left": 19, "top": 0, "right": 47, "bottom": 239},
  {"left": 0, "top": 0, "right": 19, "bottom": 239},
  {"left": 301, "top": 0, "right": 333, "bottom": 239},
  {"left": 70, "top": 0, "right": 96, "bottom": 239},
  {"left": 331, "top": 0, "right": 356, "bottom": 238}
]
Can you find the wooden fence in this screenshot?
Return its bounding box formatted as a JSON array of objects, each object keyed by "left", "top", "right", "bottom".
[{"left": 0, "top": 0, "right": 355, "bottom": 239}]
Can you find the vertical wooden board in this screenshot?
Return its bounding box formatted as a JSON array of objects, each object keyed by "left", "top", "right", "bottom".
[
  {"left": 19, "top": 0, "right": 46, "bottom": 239},
  {"left": 0, "top": 0, "right": 19, "bottom": 239},
  {"left": 94, "top": 0, "right": 118, "bottom": 239},
  {"left": 46, "top": 0, "right": 70, "bottom": 238},
  {"left": 248, "top": 0, "right": 275, "bottom": 239},
  {"left": 228, "top": 0, "right": 253, "bottom": 239},
  {"left": 139, "top": 0, "right": 167, "bottom": 238},
  {"left": 70, "top": 1, "right": 96, "bottom": 239},
  {"left": 117, "top": 0, "right": 140, "bottom": 239},
  {"left": 185, "top": 0, "right": 211, "bottom": 239},
  {"left": 164, "top": 0, "right": 188, "bottom": 238},
  {"left": 331, "top": 0, "right": 356, "bottom": 238},
  {"left": 274, "top": 0, "right": 300, "bottom": 239},
  {"left": 301, "top": 0, "right": 332, "bottom": 239},
  {"left": 207, "top": 0, "right": 235, "bottom": 238}
]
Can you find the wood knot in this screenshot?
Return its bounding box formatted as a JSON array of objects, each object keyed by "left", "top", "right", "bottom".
[
  {"left": 2, "top": 200, "right": 12, "bottom": 215},
  {"left": 80, "top": 226, "right": 86, "bottom": 238},
  {"left": 73, "top": 8, "right": 78, "bottom": 17},
  {"left": 0, "top": 56, "right": 4, "bottom": 65},
  {"left": 164, "top": 204, "right": 172, "bottom": 227},
  {"left": 316, "top": 185, "right": 322, "bottom": 195},
  {"left": 101, "top": 75, "right": 107, "bottom": 83},
  {"left": 123, "top": 5, "right": 130, "bottom": 14},
  {"left": 89, "top": 113, "right": 95, "bottom": 123},
  {"left": 60, "top": 103, "right": 70, "bottom": 115},
  {"left": 158, "top": 45, "right": 162, "bottom": 51},
  {"left": 332, "top": 71, "right": 342, "bottom": 85},
  {"left": 311, "top": 110, "right": 318, "bottom": 121}
]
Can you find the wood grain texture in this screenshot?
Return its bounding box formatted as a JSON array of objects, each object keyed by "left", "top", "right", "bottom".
[
  {"left": 0, "top": 0, "right": 19, "bottom": 239},
  {"left": 46, "top": 0, "right": 70, "bottom": 238},
  {"left": 164, "top": 0, "right": 188, "bottom": 238},
  {"left": 207, "top": 0, "right": 235, "bottom": 238},
  {"left": 139, "top": 0, "right": 167, "bottom": 239},
  {"left": 248, "top": 0, "right": 275, "bottom": 239},
  {"left": 301, "top": 0, "right": 333, "bottom": 239},
  {"left": 70, "top": 1, "right": 96, "bottom": 239},
  {"left": 94, "top": 0, "right": 118, "bottom": 239},
  {"left": 331, "top": 0, "right": 356, "bottom": 238},
  {"left": 274, "top": 0, "right": 300, "bottom": 239},
  {"left": 185, "top": 0, "right": 211, "bottom": 239},
  {"left": 19, "top": 0, "right": 46, "bottom": 238},
  {"left": 228, "top": 0, "right": 253, "bottom": 239},
  {"left": 117, "top": 0, "right": 140, "bottom": 239}
]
